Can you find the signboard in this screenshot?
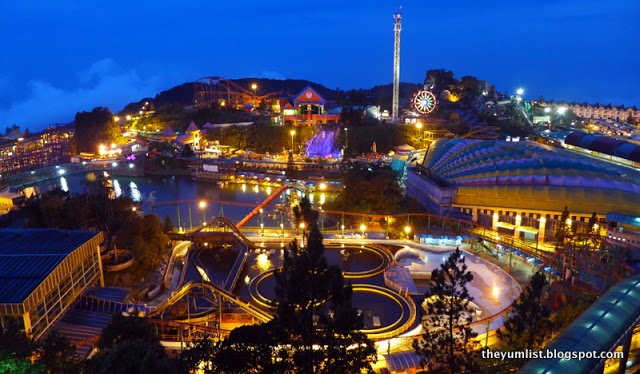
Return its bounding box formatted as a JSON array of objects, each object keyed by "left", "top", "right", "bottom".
[{"left": 203, "top": 164, "right": 219, "bottom": 173}]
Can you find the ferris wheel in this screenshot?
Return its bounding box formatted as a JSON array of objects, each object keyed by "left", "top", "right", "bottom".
[{"left": 413, "top": 90, "right": 437, "bottom": 114}]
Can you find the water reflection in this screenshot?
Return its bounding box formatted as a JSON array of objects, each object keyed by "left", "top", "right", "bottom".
[
  {"left": 60, "top": 176, "right": 68, "bottom": 192},
  {"left": 130, "top": 181, "right": 141, "bottom": 202}
]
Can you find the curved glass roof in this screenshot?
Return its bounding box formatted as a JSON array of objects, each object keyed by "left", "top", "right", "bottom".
[
  {"left": 421, "top": 139, "right": 640, "bottom": 214},
  {"left": 520, "top": 276, "right": 640, "bottom": 373}
]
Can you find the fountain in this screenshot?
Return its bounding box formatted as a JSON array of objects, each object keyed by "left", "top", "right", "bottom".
[{"left": 305, "top": 129, "right": 340, "bottom": 158}]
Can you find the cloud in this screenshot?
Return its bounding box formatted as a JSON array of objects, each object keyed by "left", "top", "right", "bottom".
[{"left": 0, "top": 59, "right": 164, "bottom": 131}]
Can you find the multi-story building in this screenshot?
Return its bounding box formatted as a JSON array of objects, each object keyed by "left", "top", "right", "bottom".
[
  {"left": 0, "top": 127, "right": 73, "bottom": 176},
  {"left": 0, "top": 229, "right": 104, "bottom": 340},
  {"left": 540, "top": 101, "right": 640, "bottom": 122}
]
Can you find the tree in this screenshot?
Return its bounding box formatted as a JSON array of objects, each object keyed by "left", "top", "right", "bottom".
[
  {"left": 497, "top": 271, "right": 551, "bottom": 351},
  {"left": 414, "top": 247, "right": 477, "bottom": 373},
  {"left": 181, "top": 144, "right": 195, "bottom": 158},
  {"left": 74, "top": 107, "right": 122, "bottom": 153},
  {"left": 0, "top": 318, "right": 35, "bottom": 359},
  {"left": 87, "top": 315, "right": 175, "bottom": 373},
  {"left": 222, "top": 198, "right": 376, "bottom": 372},
  {"left": 176, "top": 335, "right": 222, "bottom": 374},
  {"left": 97, "top": 315, "right": 159, "bottom": 350},
  {"left": 163, "top": 215, "right": 174, "bottom": 233},
  {"left": 38, "top": 330, "right": 78, "bottom": 373},
  {"left": 554, "top": 206, "right": 572, "bottom": 244}
]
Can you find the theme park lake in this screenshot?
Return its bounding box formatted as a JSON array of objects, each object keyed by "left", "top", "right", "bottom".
[{"left": 31, "top": 173, "right": 308, "bottom": 227}]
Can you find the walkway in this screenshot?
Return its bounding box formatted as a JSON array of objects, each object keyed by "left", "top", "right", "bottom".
[
  {"left": 520, "top": 275, "right": 640, "bottom": 373},
  {"left": 236, "top": 184, "right": 287, "bottom": 228}
]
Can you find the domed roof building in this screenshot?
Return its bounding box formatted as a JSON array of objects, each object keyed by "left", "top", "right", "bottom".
[{"left": 406, "top": 138, "right": 640, "bottom": 241}]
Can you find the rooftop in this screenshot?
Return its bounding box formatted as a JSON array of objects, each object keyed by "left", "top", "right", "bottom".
[
  {"left": 420, "top": 138, "right": 640, "bottom": 215},
  {"left": 0, "top": 229, "right": 99, "bottom": 304}
]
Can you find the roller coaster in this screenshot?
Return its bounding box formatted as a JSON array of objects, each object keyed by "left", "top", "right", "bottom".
[{"left": 193, "top": 76, "right": 282, "bottom": 109}]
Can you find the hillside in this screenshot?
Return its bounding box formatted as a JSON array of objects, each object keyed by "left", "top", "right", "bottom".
[{"left": 119, "top": 78, "right": 423, "bottom": 113}]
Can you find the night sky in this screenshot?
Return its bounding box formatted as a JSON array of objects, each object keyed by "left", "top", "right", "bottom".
[{"left": 1, "top": 0, "right": 638, "bottom": 131}]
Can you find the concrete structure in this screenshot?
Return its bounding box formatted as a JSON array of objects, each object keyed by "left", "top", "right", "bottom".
[
  {"left": 406, "top": 138, "right": 640, "bottom": 241},
  {"left": 0, "top": 229, "right": 104, "bottom": 339},
  {"left": 282, "top": 86, "right": 340, "bottom": 126}
]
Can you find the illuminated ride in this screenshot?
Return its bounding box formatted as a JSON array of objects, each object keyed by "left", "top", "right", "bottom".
[
  {"left": 193, "top": 76, "right": 281, "bottom": 109},
  {"left": 412, "top": 90, "right": 437, "bottom": 114}
]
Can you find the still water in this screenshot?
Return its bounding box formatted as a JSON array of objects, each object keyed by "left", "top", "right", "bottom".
[{"left": 34, "top": 173, "right": 333, "bottom": 228}]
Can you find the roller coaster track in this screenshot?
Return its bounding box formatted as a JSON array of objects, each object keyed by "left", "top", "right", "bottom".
[
  {"left": 146, "top": 281, "right": 272, "bottom": 323},
  {"left": 194, "top": 216, "right": 257, "bottom": 250}
]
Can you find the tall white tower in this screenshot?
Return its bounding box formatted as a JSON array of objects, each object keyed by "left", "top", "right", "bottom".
[{"left": 392, "top": 12, "right": 402, "bottom": 123}]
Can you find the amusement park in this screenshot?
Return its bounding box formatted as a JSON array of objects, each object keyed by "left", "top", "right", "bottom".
[{"left": 2, "top": 3, "right": 640, "bottom": 374}]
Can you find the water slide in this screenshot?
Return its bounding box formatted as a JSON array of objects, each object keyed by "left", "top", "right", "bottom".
[{"left": 236, "top": 184, "right": 287, "bottom": 228}]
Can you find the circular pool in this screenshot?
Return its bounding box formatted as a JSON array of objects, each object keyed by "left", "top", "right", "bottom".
[
  {"left": 324, "top": 244, "right": 391, "bottom": 278},
  {"left": 249, "top": 271, "right": 415, "bottom": 339}
]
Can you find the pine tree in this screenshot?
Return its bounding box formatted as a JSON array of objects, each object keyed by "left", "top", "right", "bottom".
[
  {"left": 497, "top": 270, "right": 551, "bottom": 350},
  {"left": 219, "top": 198, "right": 376, "bottom": 373},
  {"left": 554, "top": 206, "right": 572, "bottom": 244},
  {"left": 163, "top": 215, "right": 174, "bottom": 233},
  {"left": 270, "top": 198, "right": 376, "bottom": 372},
  {"left": 413, "top": 247, "right": 477, "bottom": 373}
]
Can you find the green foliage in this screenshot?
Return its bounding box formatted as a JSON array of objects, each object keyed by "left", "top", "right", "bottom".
[
  {"left": 0, "top": 319, "right": 34, "bottom": 360},
  {"left": 176, "top": 335, "right": 221, "bottom": 374},
  {"left": 87, "top": 315, "right": 175, "bottom": 373},
  {"left": 87, "top": 340, "right": 175, "bottom": 374},
  {"left": 219, "top": 199, "right": 376, "bottom": 373},
  {"left": 163, "top": 215, "right": 174, "bottom": 233},
  {"left": 204, "top": 124, "right": 316, "bottom": 154},
  {"left": 555, "top": 206, "right": 572, "bottom": 244},
  {"left": 38, "top": 330, "right": 78, "bottom": 374},
  {"left": 214, "top": 325, "right": 275, "bottom": 373},
  {"left": 97, "top": 315, "right": 159, "bottom": 350},
  {"left": 115, "top": 214, "right": 169, "bottom": 281},
  {"left": 327, "top": 165, "right": 403, "bottom": 214},
  {"left": 22, "top": 186, "right": 169, "bottom": 282},
  {"left": 0, "top": 351, "right": 43, "bottom": 374},
  {"left": 497, "top": 271, "right": 551, "bottom": 350},
  {"left": 414, "top": 248, "right": 477, "bottom": 373},
  {"left": 180, "top": 144, "right": 195, "bottom": 158},
  {"left": 74, "top": 107, "right": 122, "bottom": 153}
]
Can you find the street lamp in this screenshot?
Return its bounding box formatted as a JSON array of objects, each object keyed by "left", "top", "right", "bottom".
[
  {"left": 259, "top": 208, "right": 264, "bottom": 236},
  {"left": 290, "top": 129, "right": 296, "bottom": 152},
  {"left": 344, "top": 127, "right": 348, "bottom": 150},
  {"left": 299, "top": 222, "right": 306, "bottom": 247},
  {"left": 404, "top": 225, "right": 412, "bottom": 238},
  {"left": 516, "top": 88, "right": 524, "bottom": 96},
  {"left": 199, "top": 200, "right": 207, "bottom": 225},
  {"left": 341, "top": 224, "right": 345, "bottom": 238},
  {"left": 251, "top": 83, "right": 258, "bottom": 108},
  {"left": 360, "top": 223, "right": 367, "bottom": 239}
]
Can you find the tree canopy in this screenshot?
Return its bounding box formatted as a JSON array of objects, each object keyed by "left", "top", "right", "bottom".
[
  {"left": 414, "top": 247, "right": 477, "bottom": 373},
  {"left": 74, "top": 107, "right": 122, "bottom": 153},
  {"left": 497, "top": 270, "right": 551, "bottom": 351}
]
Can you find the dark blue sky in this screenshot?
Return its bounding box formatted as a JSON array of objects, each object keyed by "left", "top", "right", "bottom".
[{"left": 1, "top": 0, "right": 638, "bottom": 131}]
